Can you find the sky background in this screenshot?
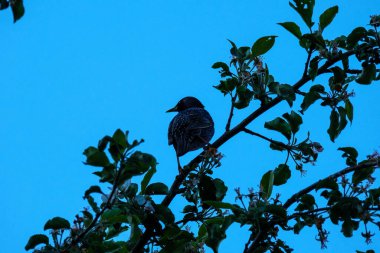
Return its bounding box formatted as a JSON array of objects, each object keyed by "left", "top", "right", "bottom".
[{"left": 1, "top": 1, "right": 379, "bottom": 252}]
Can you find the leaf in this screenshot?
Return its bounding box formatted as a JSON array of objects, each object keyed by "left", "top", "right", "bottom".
[
  {"left": 214, "top": 178, "right": 228, "bottom": 201},
  {"left": 227, "top": 39, "right": 238, "bottom": 57},
  {"left": 84, "top": 185, "right": 103, "bottom": 198},
  {"left": 102, "top": 208, "right": 129, "bottom": 223},
  {"left": 345, "top": 100, "right": 353, "bottom": 123},
  {"left": 273, "top": 164, "right": 291, "bottom": 186},
  {"left": 277, "top": 84, "right": 296, "bottom": 106},
  {"left": 356, "top": 63, "right": 377, "bottom": 85},
  {"left": 83, "top": 147, "right": 110, "bottom": 167},
  {"left": 203, "top": 201, "right": 241, "bottom": 212},
  {"left": 283, "top": 111, "right": 303, "bottom": 134},
  {"left": 278, "top": 22, "right": 302, "bottom": 39},
  {"left": 212, "top": 62, "right": 230, "bottom": 73},
  {"left": 341, "top": 219, "right": 359, "bottom": 237},
  {"left": 11, "top": 0, "right": 24, "bottom": 23},
  {"left": 347, "top": 27, "right": 367, "bottom": 48},
  {"left": 204, "top": 216, "right": 233, "bottom": 253},
  {"left": 265, "top": 205, "right": 287, "bottom": 219},
  {"left": 338, "top": 147, "right": 358, "bottom": 166},
  {"left": 301, "top": 91, "right": 320, "bottom": 112},
  {"left": 44, "top": 217, "right": 71, "bottom": 230},
  {"left": 214, "top": 78, "right": 238, "bottom": 95},
  {"left": 337, "top": 106, "right": 347, "bottom": 133},
  {"left": 140, "top": 167, "right": 156, "bottom": 194},
  {"left": 289, "top": 0, "right": 315, "bottom": 29},
  {"left": 264, "top": 117, "right": 292, "bottom": 140},
  {"left": 155, "top": 204, "right": 175, "bottom": 225},
  {"left": 251, "top": 36, "right": 277, "bottom": 57},
  {"left": 145, "top": 182, "right": 169, "bottom": 195},
  {"left": 122, "top": 151, "right": 156, "bottom": 180},
  {"left": 295, "top": 194, "right": 315, "bottom": 211},
  {"left": 352, "top": 167, "right": 375, "bottom": 185},
  {"left": 308, "top": 56, "right": 319, "bottom": 81},
  {"left": 260, "top": 170, "right": 274, "bottom": 199},
  {"left": 327, "top": 109, "right": 339, "bottom": 142},
  {"left": 319, "top": 6, "right": 338, "bottom": 32},
  {"left": 25, "top": 234, "right": 49, "bottom": 250},
  {"left": 315, "top": 178, "right": 338, "bottom": 191}
]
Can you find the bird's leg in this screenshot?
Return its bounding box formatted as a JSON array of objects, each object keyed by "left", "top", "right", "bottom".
[{"left": 176, "top": 155, "right": 183, "bottom": 173}]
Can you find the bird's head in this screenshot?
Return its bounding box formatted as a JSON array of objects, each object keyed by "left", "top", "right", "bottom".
[{"left": 166, "top": 96, "right": 205, "bottom": 112}]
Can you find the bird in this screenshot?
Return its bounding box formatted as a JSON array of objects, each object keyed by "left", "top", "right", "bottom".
[{"left": 167, "top": 96, "right": 215, "bottom": 172}]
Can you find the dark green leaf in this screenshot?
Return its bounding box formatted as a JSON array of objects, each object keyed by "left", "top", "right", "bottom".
[
  {"left": 140, "top": 167, "right": 156, "bottom": 194},
  {"left": 214, "top": 178, "right": 228, "bottom": 201},
  {"left": 347, "top": 27, "right": 367, "bottom": 48},
  {"left": 251, "top": 36, "right": 277, "bottom": 57},
  {"left": 83, "top": 146, "right": 110, "bottom": 167},
  {"left": 260, "top": 170, "right": 274, "bottom": 199},
  {"left": 214, "top": 78, "right": 238, "bottom": 95},
  {"left": 308, "top": 56, "right": 319, "bottom": 81},
  {"left": 356, "top": 63, "right": 377, "bottom": 85},
  {"left": 319, "top": 6, "right": 338, "bottom": 32},
  {"left": 203, "top": 201, "right": 241, "bottom": 212},
  {"left": 273, "top": 164, "right": 291, "bottom": 186},
  {"left": 352, "top": 167, "right": 375, "bottom": 185},
  {"left": 295, "top": 194, "right": 315, "bottom": 211},
  {"left": 301, "top": 91, "right": 320, "bottom": 112},
  {"left": 102, "top": 208, "right": 129, "bottom": 223},
  {"left": 338, "top": 147, "right": 358, "bottom": 166},
  {"left": 204, "top": 216, "right": 233, "bottom": 253},
  {"left": 234, "top": 86, "right": 254, "bottom": 109},
  {"left": 212, "top": 62, "right": 230, "bottom": 73},
  {"left": 44, "top": 217, "right": 70, "bottom": 230},
  {"left": 337, "top": 106, "right": 348, "bottom": 133},
  {"left": 199, "top": 175, "right": 217, "bottom": 202},
  {"left": 86, "top": 195, "right": 100, "bottom": 213},
  {"left": 264, "top": 117, "right": 292, "bottom": 140},
  {"left": 341, "top": 219, "right": 359, "bottom": 237},
  {"left": 345, "top": 100, "right": 353, "bottom": 123},
  {"left": 289, "top": 0, "right": 315, "bottom": 29},
  {"left": 278, "top": 22, "right": 302, "bottom": 39},
  {"left": 25, "top": 234, "right": 49, "bottom": 250},
  {"left": 11, "top": 0, "right": 24, "bottom": 23},
  {"left": 315, "top": 178, "right": 338, "bottom": 191},
  {"left": 327, "top": 110, "right": 339, "bottom": 142},
  {"left": 330, "top": 66, "right": 346, "bottom": 84},
  {"left": 283, "top": 111, "right": 303, "bottom": 134},
  {"left": 156, "top": 204, "right": 175, "bottom": 225},
  {"left": 277, "top": 84, "right": 296, "bottom": 106},
  {"left": 265, "top": 204, "right": 287, "bottom": 219},
  {"left": 145, "top": 182, "right": 168, "bottom": 195},
  {"left": 84, "top": 185, "right": 103, "bottom": 198},
  {"left": 227, "top": 39, "right": 238, "bottom": 57},
  {"left": 0, "top": 0, "right": 9, "bottom": 10},
  {"left": 122, "top": 151, "right": 156, "bottom": 180}
]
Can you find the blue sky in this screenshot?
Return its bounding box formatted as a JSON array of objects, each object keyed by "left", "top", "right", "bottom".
[{"left": 1, "top": 1, "right": 379, "bottom": 252}]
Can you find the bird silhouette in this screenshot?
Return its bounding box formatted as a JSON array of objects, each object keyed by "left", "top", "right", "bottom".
[{"left": 167, "top": 96, "right": 215, "bottom": 172}]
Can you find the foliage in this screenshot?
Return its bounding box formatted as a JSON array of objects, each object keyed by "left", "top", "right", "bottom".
[
  {"left": 0, "top": 0, "right": 24, "bottom": 23},
  {"left": 25, "top": 1, "right": 380, "bottom": 253}
]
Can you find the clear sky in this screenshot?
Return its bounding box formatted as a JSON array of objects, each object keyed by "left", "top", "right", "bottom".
[{"left": 1, "top": 1, "right": 379, "bottom": 252}]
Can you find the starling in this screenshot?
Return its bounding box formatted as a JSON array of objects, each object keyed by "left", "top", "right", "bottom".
[{"left": 167, "top": 96, "right": 215, "bottom": 172}]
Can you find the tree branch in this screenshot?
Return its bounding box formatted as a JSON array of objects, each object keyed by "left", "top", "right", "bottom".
[
  {"left": 132, "top": 48, "right": 362, "bottom": 253},
  {"left": 243, "top": 128, "right": 290, "bottom": 150},
  {"left": 283, "top": 160, "right": 379, "bottom": 209}
]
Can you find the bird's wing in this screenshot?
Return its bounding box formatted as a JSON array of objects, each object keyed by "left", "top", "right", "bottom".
[{"left": 186, "top": 109, "right": 214, "bottom": 130}]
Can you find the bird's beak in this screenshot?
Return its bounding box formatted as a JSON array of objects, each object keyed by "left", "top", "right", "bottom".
[{"left": 166, "top": 106, "right": 178, "bottom": 113}]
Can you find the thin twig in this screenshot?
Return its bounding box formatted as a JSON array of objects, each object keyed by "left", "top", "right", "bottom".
[
  {"left": 132, "top": 48, "right": 361, "bottom": 253},
  {"left": 243, "top": 128, "right": 290, "bottom": 150},
  {"left": 226, "top": 93, "right": 238, "bottom": 131},
  {"left": 283, "top": 160, "right": 379, "bottom": 209},
  {"left": 303, "top": 50, "right": 313, "bottom": 78}
]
